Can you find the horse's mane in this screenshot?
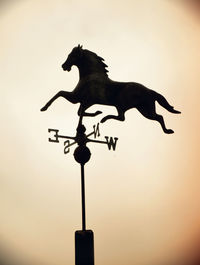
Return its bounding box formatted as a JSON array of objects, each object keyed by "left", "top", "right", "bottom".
[{"left": 83, "top": 49, "right": 109, "bottom": 76}]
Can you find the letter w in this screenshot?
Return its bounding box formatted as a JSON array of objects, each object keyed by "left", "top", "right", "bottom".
[{"left": 105, "top": 136, "right": 118, "bottom": 151}]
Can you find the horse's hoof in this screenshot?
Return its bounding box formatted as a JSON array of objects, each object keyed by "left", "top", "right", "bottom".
[
  {"left": 100, "top": 117, "right": 106, "bottom": 123},
  {"left": 40, "top": 106, "right": 48, "bottom": 111},
  {"left": 165, "top": 129, "right": 174, "bottom": 134},
  {"left": 95, "top": 111, "right": 102, "bottom": 116}
]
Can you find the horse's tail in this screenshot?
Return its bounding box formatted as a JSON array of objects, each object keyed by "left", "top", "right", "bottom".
[{"left": 153, "top": 92, "right": 181, "bottom": 114}]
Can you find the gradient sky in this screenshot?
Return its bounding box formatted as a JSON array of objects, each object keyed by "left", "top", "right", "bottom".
[{"left": 0, "top": 1, "right": 200, "bottom": 265}]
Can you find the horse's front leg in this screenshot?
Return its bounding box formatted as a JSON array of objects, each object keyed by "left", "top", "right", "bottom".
[
  {"left": 78, "top": 105, "right": 102, "bottom": 117},
  {"left": 101, "top": 107, "right": 125, "bottom": 123},
  {"left": 41, "top": 91, "right": 77, "bottom": 111}
]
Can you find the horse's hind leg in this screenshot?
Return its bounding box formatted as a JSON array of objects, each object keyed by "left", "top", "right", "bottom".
[
  {"left": 137, "top": 102, "right": 174, "bottom": 134},
  {"left": 101, "top": 108, "right": 125, "bottom": 123},
  {"left": 154, "top": 114, "right": 174, "bottom": 134}
]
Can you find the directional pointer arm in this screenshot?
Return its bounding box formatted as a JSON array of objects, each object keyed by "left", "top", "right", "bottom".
[{"left": 48, "top": 128, "right": 76, "bottom": 143}]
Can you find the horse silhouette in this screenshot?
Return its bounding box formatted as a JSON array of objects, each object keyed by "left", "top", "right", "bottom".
[{"left": 41, "top": 45, "right": 181, "bottom": 134}]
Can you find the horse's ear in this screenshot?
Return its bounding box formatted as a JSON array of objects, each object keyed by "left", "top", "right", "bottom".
[{"left": 77, "top": 45, "right": 83, "bottom": 57}]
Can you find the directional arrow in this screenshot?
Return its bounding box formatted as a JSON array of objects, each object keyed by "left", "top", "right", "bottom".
[{"left": 48, "top": 122, "right": 118, "bottom": 154}]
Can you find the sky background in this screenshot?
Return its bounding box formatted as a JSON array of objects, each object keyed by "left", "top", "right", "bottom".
[{"left": 0, "top": 0, "right": 200, "bottom": 265}]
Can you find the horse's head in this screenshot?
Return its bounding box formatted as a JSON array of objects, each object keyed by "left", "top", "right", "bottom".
[{"left": 62, "top": 45, "right": 83, "bottom": 71}]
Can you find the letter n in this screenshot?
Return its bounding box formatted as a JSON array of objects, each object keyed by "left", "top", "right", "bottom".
[{"left": 93, "top": 123, "right": 100, "bottom": 138}]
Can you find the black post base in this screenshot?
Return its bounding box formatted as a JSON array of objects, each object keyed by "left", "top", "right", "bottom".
[{"left": 75, "top": 230, "right": 94, "bottom": 265}]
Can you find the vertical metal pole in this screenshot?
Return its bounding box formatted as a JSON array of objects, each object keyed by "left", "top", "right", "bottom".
[
  {"left": 81, "top": 163, "right": 86, "bottom": 231},
  {"left": 75, "top": 162, "right": 94, "bottom": 265},
  {"left": 74, "top": 120, "right": 94, "bottom": 265}
]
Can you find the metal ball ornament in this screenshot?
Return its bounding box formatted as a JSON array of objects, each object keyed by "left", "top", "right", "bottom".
[{"left": 73, "top": 146, "right": 91, "bottom": 164}]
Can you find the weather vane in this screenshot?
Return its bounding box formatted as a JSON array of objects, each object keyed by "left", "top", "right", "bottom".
[{"left": 41, "top": 45, "right": 181, "bottom": 265}]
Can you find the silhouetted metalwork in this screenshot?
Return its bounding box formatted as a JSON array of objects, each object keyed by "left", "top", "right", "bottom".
[
  {"left": 41, "top": 45, "right": 181, "bottom": 265},
  {"left": 75, "top": 230, "right": 94, "bottom": 265},
  {"left": 41, "top": 44, "right": 181, "bottom": 134},
  {"left": 48, "top": 122, "right": 118, "bottom": 155},
  {"left": 46, "top": 113, "right": 117, "bottom": 265}
]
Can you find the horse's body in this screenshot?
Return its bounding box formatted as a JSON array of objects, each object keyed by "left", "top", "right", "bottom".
[{"left": 41, "top": 45, "right": 181, "bottom": 134}]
